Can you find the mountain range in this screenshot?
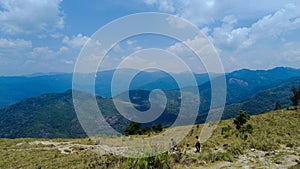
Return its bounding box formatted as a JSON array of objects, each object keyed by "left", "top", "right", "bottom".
[
  {"left": 0, "top": 69, "right": 214, "bottom": 108},
  {"left": 0, "top": 67, "right": 300, "bottom": 138}
]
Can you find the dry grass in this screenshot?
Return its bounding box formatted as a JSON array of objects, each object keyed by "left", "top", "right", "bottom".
[{"left": 0, "top": 108, "right": 299, "bottom": 168}]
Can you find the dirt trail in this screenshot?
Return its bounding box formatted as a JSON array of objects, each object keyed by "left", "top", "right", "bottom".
[
  {"left": 12, "top": 141, "right": 300, "bottom": 169},
  {"left": 199, "top": 146, "right": 300, "bottom": 169},
  {"left": 14, "top": 141, "right": 113, "bottom": 155}
]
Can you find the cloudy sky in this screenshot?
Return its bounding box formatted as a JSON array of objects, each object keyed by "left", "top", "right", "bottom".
[{"left": 1, "top": 0, "right": 300, "bottom": 76}]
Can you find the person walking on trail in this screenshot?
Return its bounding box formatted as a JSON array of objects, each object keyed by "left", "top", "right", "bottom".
[
  {"left": 183, "top": 143, "right": 190, "bottom": 154},
  {"left": 170, "top": 138, "right": 177, "bottom": 152},
  {"left": 195, "top": 136, "right": 200, "bottom": 153}
]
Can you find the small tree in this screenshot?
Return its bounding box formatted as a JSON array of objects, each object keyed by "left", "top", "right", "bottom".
[
  {"left": 124, "top": 123, "right": 164, "bottom": 136},
  {"left": 233, "top": 110, "right": 250, "bottom": 130},
  {"left": 233, "top": 110, "right": 253, "bottom": 140},
  {"left": 290, "top": 86, "right": 300, "bottom": 107},
  {"left": 152, "top": 124, "right": 163, "bottom": 133},
  {"left": 274, "top": 101, "right": 282, "bottom": 110},
  {"left": 124, "top": 122, "right": 142, "bottom": 136}
]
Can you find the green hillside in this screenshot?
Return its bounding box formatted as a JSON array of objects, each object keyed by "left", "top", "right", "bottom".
[
  {"left": 0, "top": 90, "right": 130, "bottom": 138},
  {"left": 0, "top": 108, "right": 299, "bottom": 168},
  {"left": 0, "top": 90, "right": 86, "bottom": 138},
  {"left": 1, "top": 76, "right": 300, "bottom": 138},
  {"left": 221, "top": 77, "right": 300, "bottom": 119}
]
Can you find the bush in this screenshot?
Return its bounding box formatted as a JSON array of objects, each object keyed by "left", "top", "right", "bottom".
[
  {"left": 250, "top": 141, "right": 279, "bottom": 151},
  {"left": 234, "top": 110, "right": 250, "bottom": 130},
  {"left": 199, "top": 151, "right": 234, "bottom": 163},
  {"left": 290, "top": 86, "right": 300, "bottom": 107},
  {"left": 227, "top": 145, "right": 243, "bottom": 155},
  {"left": 221, "top": 125, "right": 232, "bottom": 138},
  {"left": 124, "top": 122, "right": 142, "bottom": 136},
  {"left": 124, "top": 122, "right": 164, "bottom": 136},
  {"left": 245, "top": 124, "right": 253, "bottom": 134},
  {"left": 125, "top": 152, "right": 171, "bottom": 169},
  {"left": 152, "top": 124, "right": 163, "bottom": 133}
]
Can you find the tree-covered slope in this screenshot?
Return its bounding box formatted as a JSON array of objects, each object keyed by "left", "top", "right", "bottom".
[{"left": 1, "top": 74, "right": 300, "bottom": 138}]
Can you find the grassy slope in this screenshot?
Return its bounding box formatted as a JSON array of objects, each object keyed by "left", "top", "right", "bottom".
[
  {"left": 178, "top": 108, "right": 300, "bottom": 169},
  {"left": 199, "top": 108, "right": 300, "bottom": 150},
  {"left": 0, "top": 108, "right": 299, "bottom": 168}
]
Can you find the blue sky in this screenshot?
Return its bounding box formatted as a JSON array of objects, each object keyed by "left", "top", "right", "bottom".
[{"left": 0, "top": 0, "right": 300, "bottom": 76}]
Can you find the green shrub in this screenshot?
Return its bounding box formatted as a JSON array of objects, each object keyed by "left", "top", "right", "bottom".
[
  {"left": 125, "top": 152, "right": 171, "bottom": 169},
  {"left": 199, "top": 151, "right": 234, "bottom": 163},
  {"left": 227, "top": 145, "right": 244, "bottom": 155}
]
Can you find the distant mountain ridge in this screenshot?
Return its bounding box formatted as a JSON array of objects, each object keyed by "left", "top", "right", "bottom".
[
  {"left": 225, "top": 67, "right": 300, "bottom": 103},
  {"left": 1, "top": 67, "right": 300, "bottom": 108},
  {"left": 0, "top": 69, "right": 213, "bottom": 108},
  {"left": 221, "top": 76, "right": 300, "bottom": 119},
  {"left": 0, "top": 75, "right": 299, "bottom": 138}
]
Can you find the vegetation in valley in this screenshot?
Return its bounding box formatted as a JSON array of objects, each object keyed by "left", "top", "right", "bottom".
[
  {"left": 0, "top": 67, "right": 300, "bottom": 168},
  {"left": 0, "top": 107, "right": 299, "bottom": 168},
  {"left": 1, "top": 77, "right": 300, "bottom": 139},
  {"left": 124, "top": 122, "right": 163, "bottom": 136}
]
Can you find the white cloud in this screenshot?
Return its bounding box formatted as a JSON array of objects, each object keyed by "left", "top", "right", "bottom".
[
  {"left": 0, "top": 38, "right": 32, "bottom": 49},
  {"left": 144, "top": 0, "right": 156, "bottom": 5},
  {"left": 29, "top": 47, "right": 57, "bottom": 58},
  {"left": 209, "top": 3, "right": 300, "bottom": 71},
  {"left": 144, "top": 0, "right": 299, "bottom": 26},
  {"left": 280, "top": 42, "right": 300, "bottom": 64},
  {"left": 166, "top": 33, "right": 220, "bottom": 73},
  {"left": 62, "top": 34, "right": 90, "bottom": 49},
  {"left": 126, "top": 40, "right": 137, "bottom": 45},
  {"left": 126, "top": 39, "right": 142, "bottom": 51},
  {"left": 0, "top": 0, "right": 64, "bottom": 34},
  {"left": 15, "top": 45, "right": 75, "bottom": 74},
  {"left": 143, "top": 0, "right": 231, "bottom": 25},
  {"left": 115, "top": 49, "right": 193, "bottom": 73},
  {"left": 159, "top": 1, "right": 300, "bottom": 72},
  {"left": 156, "top": 0, "right": 175, "bottom": 12},
  {"left": 212, "top": 16, "right": 252, "bottom": 51},
  {"left": 51, "top": 33, "right": 63, "bottom": 39},
  {"left": 62, "top": 59, "right": 74, "bottom": 65},
  {"left": 0, "top": 41, "right": 76, "bottom": 75},
  {"left": 168, "top": 33, "right": 214, "bottom": 58},
  {"left": 213, "top": 3, "right": 300, "bottom": 51},
  {"left": 112, "top": 44, "right": 122, "bottom": 53},
  {"left": 251, "top": 3, "right": 300, "bottom": 38},
  {"left": 0, "top": 38, "right": 32, "bottom": 57},
  {"left": 145, "top": 0, "right": 175, "bottom": 12},
  {"left": 29, "top": 45, "right": 72, "bottom": 59},
  {"left": 166, "top": 16, "right": 190, "bottom": 29}
]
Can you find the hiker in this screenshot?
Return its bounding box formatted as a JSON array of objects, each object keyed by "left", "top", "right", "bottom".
[
  {"left": 183, "top": 143, "right": 190, "bottom": 154},
  {"left": 170, "top": 138, "right": 177, "bottom": 152},
  {"left": 195, "top": 136, "right": 200, "bottom": 153}
]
